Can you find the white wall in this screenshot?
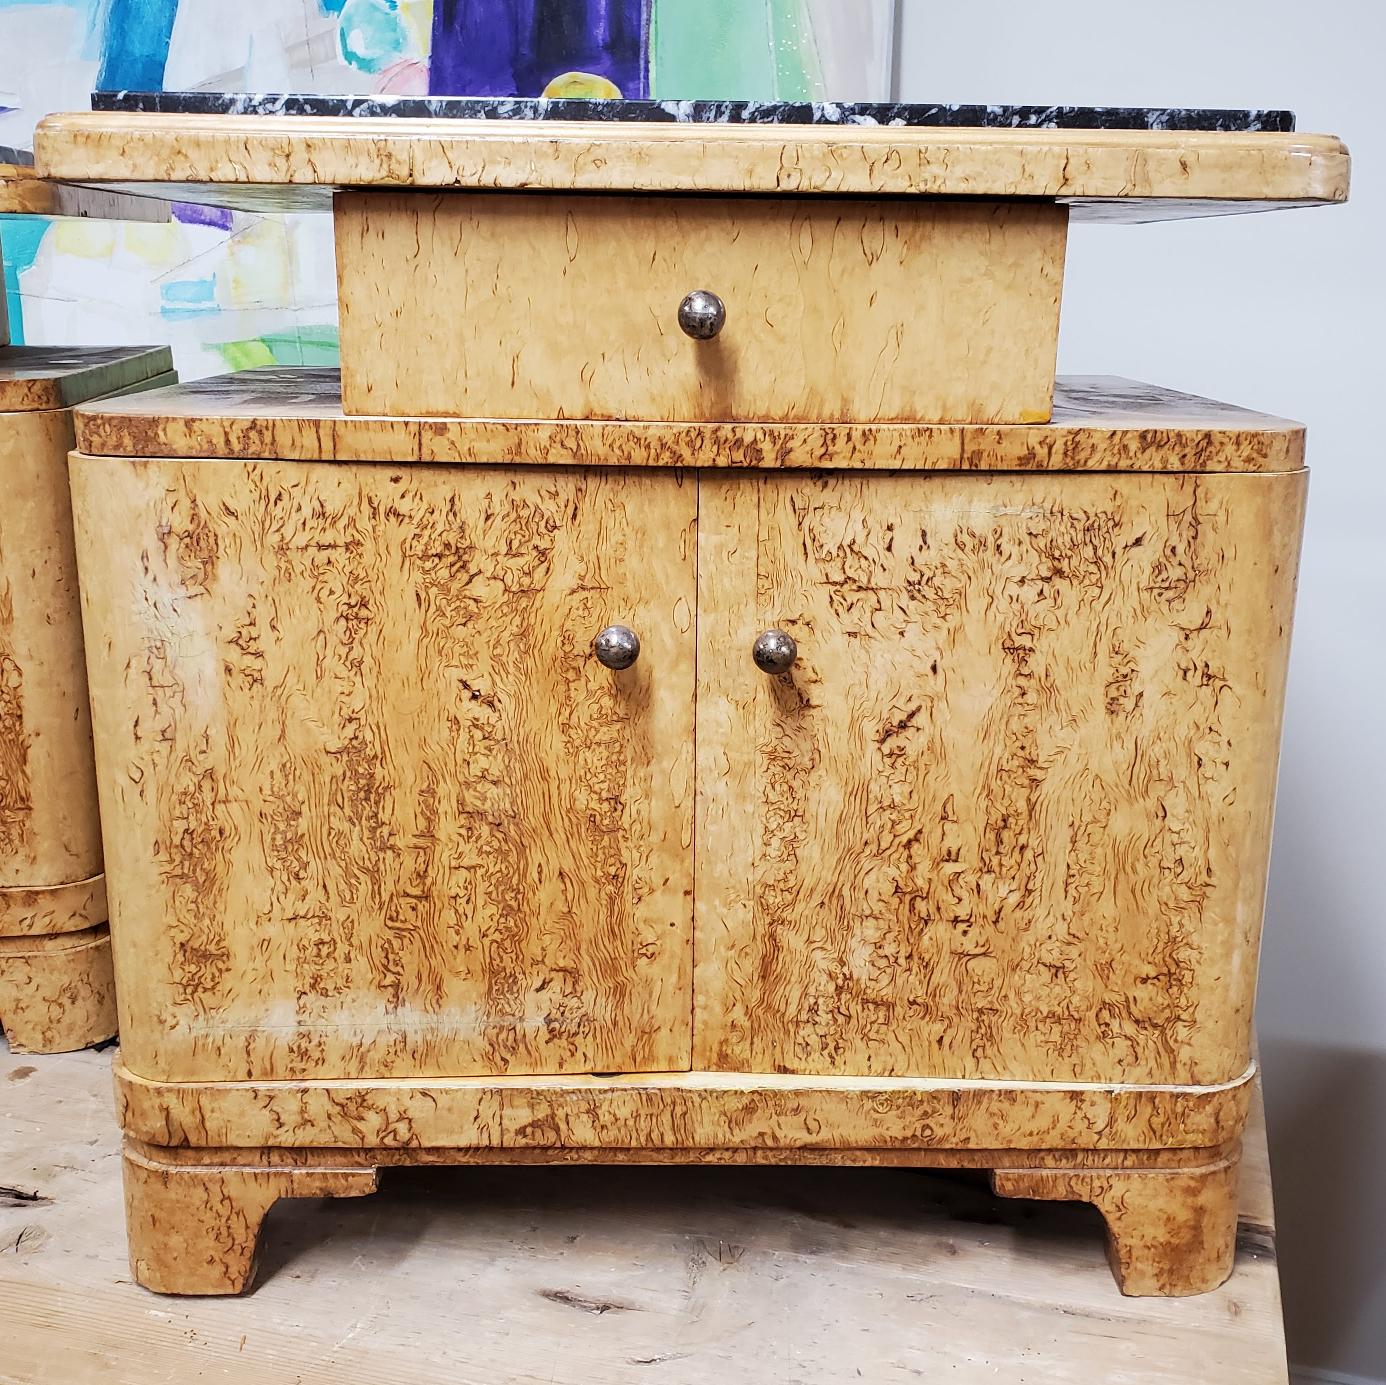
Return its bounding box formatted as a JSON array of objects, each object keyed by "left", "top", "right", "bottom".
[{"left": 894, "top": 3, "right": 1386, "bottom": 1379}]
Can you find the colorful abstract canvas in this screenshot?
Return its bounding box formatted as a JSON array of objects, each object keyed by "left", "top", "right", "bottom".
[{"left": 1, "top": 0, "right": 895, "bottom": 377}]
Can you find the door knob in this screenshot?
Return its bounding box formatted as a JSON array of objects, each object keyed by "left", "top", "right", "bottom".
[
  {"left": 594, "top": 625, "right": 641, "bottom": 670},
  {"left": 677, "top": 289, "right": 726, "bottom": 340},
  {"left": 752, "top": 629, "right": 797, "bottom": 675}
]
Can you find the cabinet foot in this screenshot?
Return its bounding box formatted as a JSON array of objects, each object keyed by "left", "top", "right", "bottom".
[
  {"left": 122, "top": 1145, "right": 379, "bottom": 1295},
  {"left": 991, "top": 1148, "right": 1241, "bottom": 1296},
  {"left": 0, "top": 926, "right": 117, "bottom": 1053}
]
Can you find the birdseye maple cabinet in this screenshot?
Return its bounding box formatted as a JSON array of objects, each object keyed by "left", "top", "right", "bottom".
[
  {"left": 33, "top": 98, "right": 1348, "bottom": 1297},
  {"left": 0, "top": 166, "right": 174, "bottom": 1052}
]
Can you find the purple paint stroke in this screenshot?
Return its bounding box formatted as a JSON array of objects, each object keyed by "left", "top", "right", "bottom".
[
  {"left": 429, "top": 0, "right": 649, "bottom": 99},
  {"left": 173, "top": 201, "right": 235, "bottom": 231}
]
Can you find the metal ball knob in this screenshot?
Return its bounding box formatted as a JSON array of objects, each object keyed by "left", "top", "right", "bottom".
[
  {"left": 677, "top": 289, "right": 726, "bottom": 340},
  {"left": 752, "top": 629, "right": 797, "bottom": 675},
  {"left": 594, "top": 625, "right": 640, "bottom": 670}
]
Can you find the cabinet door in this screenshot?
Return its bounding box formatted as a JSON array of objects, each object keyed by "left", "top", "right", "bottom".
[
  {"left": 74, "top": 461, "right": 696, "bottom": 1082},
  {"left": 694, "top": 470, "right": 1304, "bottom": 1085}
]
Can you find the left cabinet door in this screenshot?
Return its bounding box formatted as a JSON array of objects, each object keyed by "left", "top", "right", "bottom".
[{"left": 72, "top": 459, "right": 697, "bottom": 1083}]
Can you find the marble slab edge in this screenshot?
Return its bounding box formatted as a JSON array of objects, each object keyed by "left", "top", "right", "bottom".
[{"left": 90, "top": 91, "right": 1296, "bottom": 132}]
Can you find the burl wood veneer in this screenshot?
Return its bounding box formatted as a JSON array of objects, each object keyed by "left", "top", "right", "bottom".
[
  {"left": 41, "top": 110, "right": 1346, "bottom": 1297},
  {"left": 0, "top": 341, "right": 172, "bottom": 1052},
  {"left": 335, "top": 193, "right": 1067, "bottom": 423}
]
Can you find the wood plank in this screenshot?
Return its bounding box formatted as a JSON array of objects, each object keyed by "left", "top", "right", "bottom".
[
  {"left": 0, "top": 1041, "right": 1289, "bottom": 1382},
  {"left": 0, "top": 162, "right": 56, "bottom": 214},
  {"left": 0, "top": 344, "right": 174, "bottom": 412},
  {"left": 1, "top": 161, "right": 177, "bottom": 221},
  {"left": 112, "top": 1061, "right": 1253, "bottom": 1153},
  {"left": 694, "top": 470, "right": 1305, "bottom": 1085},
  {"left": 33, "top": 112, "right": 1348, "bottom": 221},
  {"left": 73, "top": 370, "right": 1307, "bottom": 472},
  {"left": 71, "top": 458, "right": 698, "bottom": 1083},
  {"left": 335, "top": 192, "right": 1066, "bottom": 423}
]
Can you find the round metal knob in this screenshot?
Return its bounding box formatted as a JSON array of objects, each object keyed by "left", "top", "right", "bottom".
[
  {"left": 677, "top": 289, "right": 726, "bottom": 340},
  {"left": 594, "top": 625, "right": 640, "bottom": 670},
  {"left": 752, "top": 629, "right": 797, "bottom": 675}
]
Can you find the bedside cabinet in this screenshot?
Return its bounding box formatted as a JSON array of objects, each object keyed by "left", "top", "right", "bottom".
[{"left": 36, "top": 99, "right": 1347, "bottom": 1296}]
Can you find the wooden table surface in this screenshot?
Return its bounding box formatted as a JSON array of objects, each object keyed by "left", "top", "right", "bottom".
[{"left": 0, "top": 1041, "right": 1288, "bottom": 1385}]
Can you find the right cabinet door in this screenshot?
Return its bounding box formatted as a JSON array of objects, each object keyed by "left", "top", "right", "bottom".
[{"left": 694, "top": 469, "right": 1305, "bottom": 1086}]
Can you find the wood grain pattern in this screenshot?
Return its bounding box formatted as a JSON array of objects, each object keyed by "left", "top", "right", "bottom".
[
  {"left": 336, "top": 193, "right": 1066, "bottom": 424},
  {"left": 118, "top": 1135, "right": 1241, "bottom": 1296},
  {"left": 0, "top": 344, "right": 173, "bottom": 412},
  {"left": 993, "top": 1151, "right": 1242, "bottom": 1296},
  {"left": 0, "top": 163, "right": 177, "bottom": 222},
  {"left": 126, "top": 1138, "right": 1236, "bottom": 1171},
  {"left": 695, "top": 470, "right": 1306, "bottom": 1085},
  {"left": 0, "top": 408, "right": 103, "bottom": 889},
  {"left": 0, "top": 162, "right": 57, "bottom": 217},
  {"left": 123, "top": 1143, "right": 377, "bottom": 1294},
  {"left": 72, "top": 457, "right": 697, "bottom": 1082},
  {"left": 72, "top": 369, "right": 1307, "bottom": 473},
  {"left": 113, "top": 1059, "right": 1253, "bottom": 1153},
  {"left": 0, "top": 872, "right": 106, "bottom": 938},
  {"left": 0, "top": 925, "right": 116, "bottom": 1052},
  {"left": 33, "top": 113, "right": 1350, "bottom": 218}
]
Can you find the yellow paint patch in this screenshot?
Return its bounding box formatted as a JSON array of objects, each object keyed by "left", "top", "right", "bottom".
[
  {"left": 541, "top": 70, "right": 623, "bottom": 99},
  {"left": 51, "top": 219, "right": 113, "bottom": 258},
  {"left": 126, "top": 222, "right": 188, "bottom": 265},
  {"left": 222, "top": 221, "right": 292, "bottom": 308},
  {"left": 399, "top": 0, "right": 433, "bottom": 55}
]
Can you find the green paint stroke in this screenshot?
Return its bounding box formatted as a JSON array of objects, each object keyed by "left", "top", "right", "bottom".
[
  {"left": 650, "top": 0, "right": 774, "bottom": 100},
  {"left": 212, "top": 326, "right": 340, "bottom": 371},
  {"left": 650, "top": 0, "right": 825, "bottom": 100},
  {"left": 768, "top": 0, "right": 820, "bottom": 101}
]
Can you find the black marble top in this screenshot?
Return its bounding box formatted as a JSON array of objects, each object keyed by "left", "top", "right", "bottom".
[{"left": 91, "top": 92, "right": 1296, "bottom": 132}]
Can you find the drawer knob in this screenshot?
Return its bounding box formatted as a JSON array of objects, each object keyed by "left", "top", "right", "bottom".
[
  {"left": 677, "top": 289, "right": 727, "bottom": 340},
  {"left": 752, "top": 629, "right": 797, "bottom": 675},
  {"left": 594, "top": 624, "right": 641, "bottom": 670}
]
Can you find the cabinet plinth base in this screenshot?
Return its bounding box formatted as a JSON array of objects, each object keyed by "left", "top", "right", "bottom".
[
  {"left": 122, "top": 1139, "right": 1241, "bottom": 1299},
  {"left": 117, "top": 1062, "right": 1252, "bottom": 1298},
  {"left": 0, "top": 925, "right": 116, "bottom": 1053}
]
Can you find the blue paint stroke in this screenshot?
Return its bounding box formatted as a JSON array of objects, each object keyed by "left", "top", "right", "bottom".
[
  {"left": 430, "top": 0, "right": 649, "bottom": 98},
  {"left": 0, "top": 215, "right": 53, "bottom": 345},
  {"left": 95, "top": 0, "right": 179, "bottom": 91},
  {"left": 338, "top": 0, "right": 410, "bottom": 74},
  {"left": 160, "top": 274, "right": 218, "bottom": 319}
]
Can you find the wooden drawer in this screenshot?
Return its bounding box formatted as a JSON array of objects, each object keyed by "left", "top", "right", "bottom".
[{"left": 336, "top": 193, "right": 1068, "bottom": 424}]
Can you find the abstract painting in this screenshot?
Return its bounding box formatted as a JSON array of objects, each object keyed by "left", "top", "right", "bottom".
[{"left": 1, "top": 0, "right": 896, "bottom": 376}]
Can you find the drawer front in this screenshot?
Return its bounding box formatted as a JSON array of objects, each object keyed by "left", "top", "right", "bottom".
[
  {"left": 694, "top": 469, "right": 1306, "bottom": 1086},
  {"left": 336, "top": 192, "right": 1067, "bottom": 424},
  {"left": 72, "top": 458, "right": 696, "bottom": 1082}
]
